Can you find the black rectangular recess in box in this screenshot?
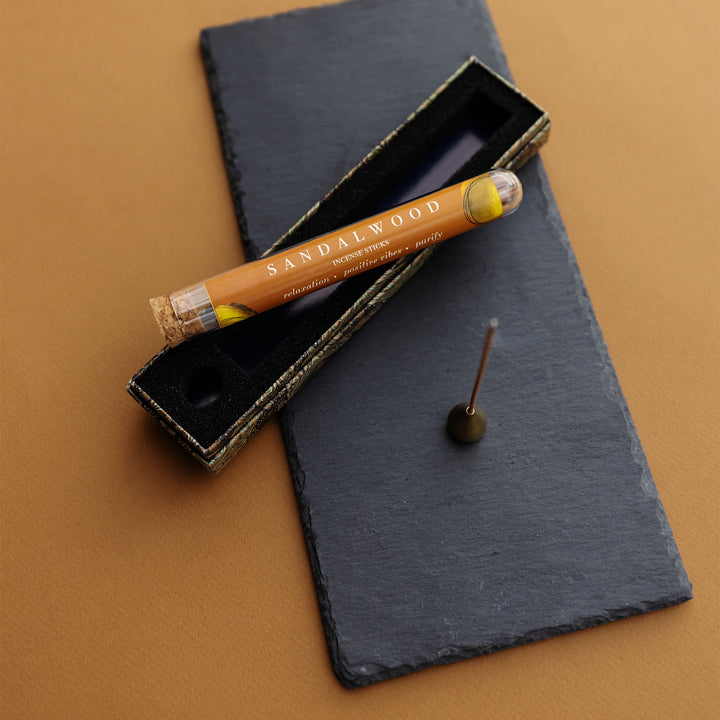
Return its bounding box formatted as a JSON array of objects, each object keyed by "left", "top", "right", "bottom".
[{"left": 128, "top": 58, "right": 549, "bottom": 471}]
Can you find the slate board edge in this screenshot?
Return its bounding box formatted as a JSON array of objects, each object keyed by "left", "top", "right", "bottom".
[{"left": 535, "top": 163, "right": 693, "bottom": 588}]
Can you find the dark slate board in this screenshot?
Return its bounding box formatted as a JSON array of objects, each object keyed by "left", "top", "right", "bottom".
[{"left": 201, "top": 0, "right": 692, "bottom": 688}]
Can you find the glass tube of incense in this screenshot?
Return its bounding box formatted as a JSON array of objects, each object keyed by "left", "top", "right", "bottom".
[{"left": 150, "top": 169, "right": 522, "bottom": 347}]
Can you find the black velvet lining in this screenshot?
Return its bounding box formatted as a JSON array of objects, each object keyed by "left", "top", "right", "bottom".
[{"left": 132, "top": 61, "right": 544, "bottom": 450}]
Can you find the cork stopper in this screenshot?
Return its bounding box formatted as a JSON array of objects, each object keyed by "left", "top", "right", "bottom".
[
  {"left": 149, "top": 283, "right": 219, "bottom": 348},
  {"left": 149, "top": 295, "right": 188, "bottom": 348}
]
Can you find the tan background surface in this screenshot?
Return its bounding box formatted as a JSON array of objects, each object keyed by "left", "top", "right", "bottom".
[{"left": 1, "top": 0, "right": 718, "bottom": 717}]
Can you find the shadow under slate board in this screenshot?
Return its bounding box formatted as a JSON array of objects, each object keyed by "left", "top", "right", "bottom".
[{"left": 198, "top": 0, "right": 691, "bottom": 688}]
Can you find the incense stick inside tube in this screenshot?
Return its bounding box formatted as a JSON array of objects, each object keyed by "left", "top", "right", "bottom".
[{"left": 150, "top": 169, "right": 522, "bottom": 347}]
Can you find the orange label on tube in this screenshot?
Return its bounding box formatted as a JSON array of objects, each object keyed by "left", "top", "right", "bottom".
[{"left": 204, "top": 174, "right": 502, "bottom": 327}]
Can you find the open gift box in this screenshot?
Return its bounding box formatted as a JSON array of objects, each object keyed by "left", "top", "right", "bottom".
[{"left": 128, "top": 57, "right": 549, "bottom": 472}]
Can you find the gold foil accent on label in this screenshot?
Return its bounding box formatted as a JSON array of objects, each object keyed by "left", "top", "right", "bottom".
[
  {"left": 215, "top": 302, "right": 258, "bottom": 327},
  {"left": 462, "top": 176, "right": 503, "bottom": 225}
]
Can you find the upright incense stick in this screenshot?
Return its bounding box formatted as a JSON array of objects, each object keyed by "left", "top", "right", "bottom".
[
  {"left": 467, "top": 317, "right": 499, "bottom": 415},
  {"left": 447, "top": 318, "right": 499, "bottom": 443},
  {"left": 150, "top": 169, "right": 522, "bottom": 347}
]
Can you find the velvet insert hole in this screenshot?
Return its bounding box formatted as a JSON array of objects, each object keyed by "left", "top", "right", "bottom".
[{"left": 184, "top": 366, "right": 224, "bottom": 407}]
